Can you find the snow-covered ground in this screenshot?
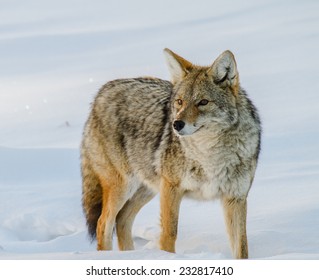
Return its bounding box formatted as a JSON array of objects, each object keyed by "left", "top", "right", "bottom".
[{"left": 0, "top": 0, "right": 319, "bottom": 259}]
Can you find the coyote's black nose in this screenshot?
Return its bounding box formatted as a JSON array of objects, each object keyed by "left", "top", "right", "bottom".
[{"left": 173, "top": 120, "right": 185, "bottom": 131}]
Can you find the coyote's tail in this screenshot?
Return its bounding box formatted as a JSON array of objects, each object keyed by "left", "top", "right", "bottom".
[{"left": 81, "top": 160, "right": 102, "bottom": 240}]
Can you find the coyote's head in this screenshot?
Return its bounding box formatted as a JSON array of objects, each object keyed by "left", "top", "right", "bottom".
[{"left": 164, "top": 48, "right": 239, "bottom": 137}]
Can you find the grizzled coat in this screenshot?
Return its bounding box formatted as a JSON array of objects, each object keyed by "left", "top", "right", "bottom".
[{"left": 81, "top": 49, "right": 261, "bottom": 259}]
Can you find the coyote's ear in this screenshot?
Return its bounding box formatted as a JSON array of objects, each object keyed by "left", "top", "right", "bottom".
[
  {"left": 163, "top": 48, "right": 193, "bottom": 84},
  {"left": 208, "top": 50, "right": 239, "bottom": 95}
]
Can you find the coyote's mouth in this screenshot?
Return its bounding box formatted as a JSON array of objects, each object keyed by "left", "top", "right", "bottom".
[{"left": 175, "top": 125, "right": 204, "bottom": 136}]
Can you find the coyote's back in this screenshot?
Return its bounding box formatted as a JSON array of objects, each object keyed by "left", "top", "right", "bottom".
[{"left": 81, "top": 49, "right": 261, "bottom": 259}]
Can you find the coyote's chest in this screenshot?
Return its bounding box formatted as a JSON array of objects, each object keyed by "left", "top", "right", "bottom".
[{"left": 179, "top": 136, "right": 251, "bottom": 200}]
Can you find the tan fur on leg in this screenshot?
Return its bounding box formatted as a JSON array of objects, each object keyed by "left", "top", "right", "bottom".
[
  {"left": 159, "top": 178, "right": 184, "bottom": 253},
  {"left": 96, "top": 172, "right": 128, "bottom": 251},
  {"left": 116, "top": 184, "right": 155, "bottom": 250},
  {"left": 222, "top": 197, "right": 248, "bottom": 259}
]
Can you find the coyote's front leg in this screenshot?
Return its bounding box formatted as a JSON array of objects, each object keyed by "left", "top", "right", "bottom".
[
  {"left": 159, "top": 178, "right": 184, "bottom": 253},
  {"left": 222, "top": 197, "right": 248, "bottom": 259}
]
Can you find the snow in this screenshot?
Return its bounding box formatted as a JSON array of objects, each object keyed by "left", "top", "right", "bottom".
[{"left": 1, "top": 0, "right": 319, "bottom": 260}]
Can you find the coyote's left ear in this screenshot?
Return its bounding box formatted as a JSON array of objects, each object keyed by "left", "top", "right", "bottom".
[
  {"left": 208, "top": 50, "right": 239, "bottom": 95},
  {"left": 163, "top": 48, "right": 193, "bottom": 84}
]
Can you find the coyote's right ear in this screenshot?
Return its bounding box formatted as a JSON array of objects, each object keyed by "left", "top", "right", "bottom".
[{"left": 163, "top": 48, "right": 193, "bottom": 84}]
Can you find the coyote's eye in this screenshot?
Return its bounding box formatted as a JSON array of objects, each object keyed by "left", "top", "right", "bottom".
[
  {"left": 175, "top": 99, "right": 183, "bottom": 107},
  {"left": 198, "top": 99, "right": 209, "bottom": 106}
]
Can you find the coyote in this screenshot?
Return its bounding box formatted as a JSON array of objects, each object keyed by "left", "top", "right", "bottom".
[{"left": 81, "top": 49, "right": 261, "bottom": 259}]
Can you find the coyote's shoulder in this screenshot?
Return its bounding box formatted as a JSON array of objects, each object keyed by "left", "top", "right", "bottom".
[{"left": 81, "top": 49, "right": 261, "bottom": 259}]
